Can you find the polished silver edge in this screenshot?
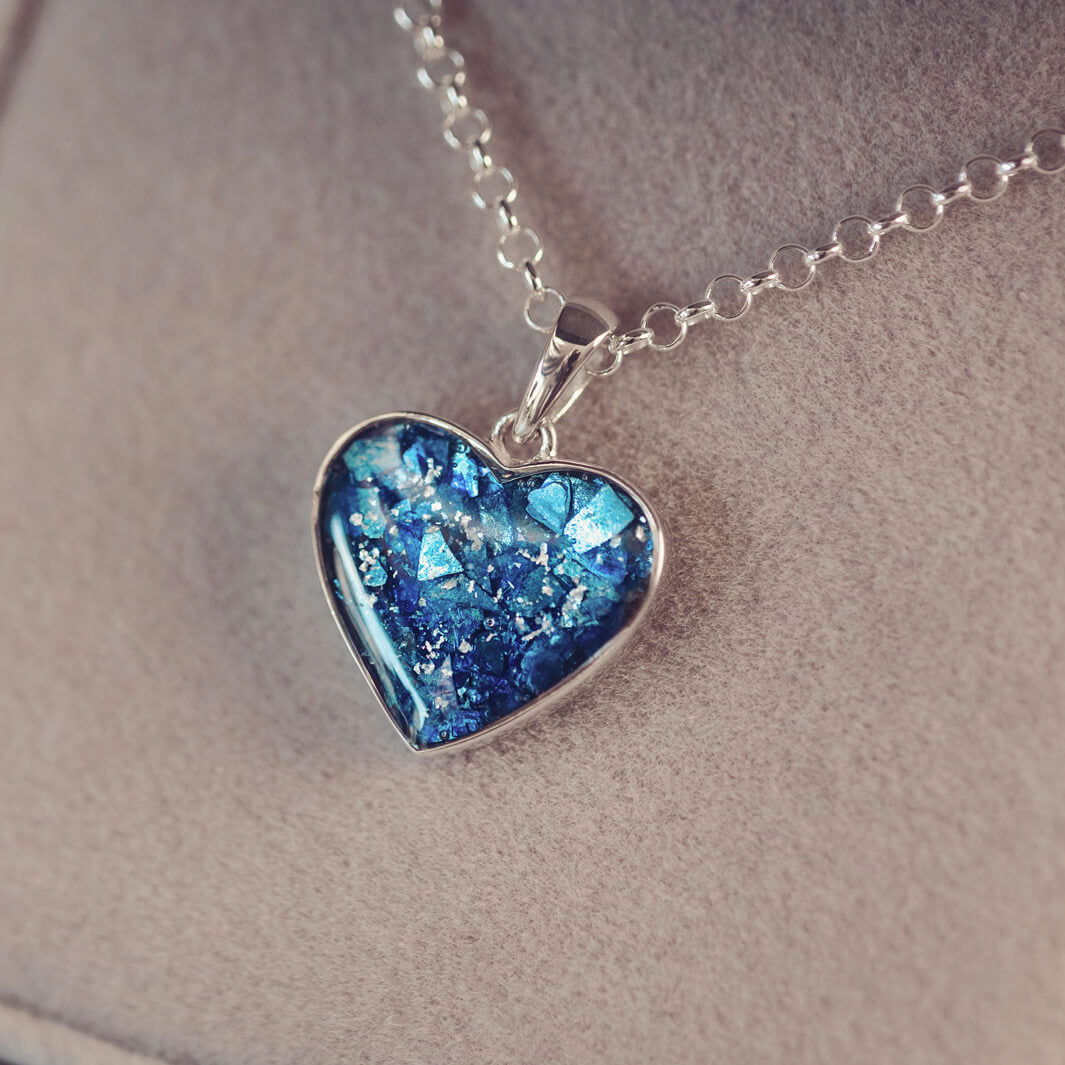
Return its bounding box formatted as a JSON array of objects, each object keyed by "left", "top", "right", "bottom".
[{"left": 311, "top": 410, "right": 666, "bottom": 757}]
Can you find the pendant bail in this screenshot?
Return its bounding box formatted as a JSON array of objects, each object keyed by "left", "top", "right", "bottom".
[{"left": 511, "top": 297, "right": 617, "bottom": 445}]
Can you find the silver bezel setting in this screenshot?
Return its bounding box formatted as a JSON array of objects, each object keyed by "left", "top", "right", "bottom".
[{"left": 311, "top": 411, "right": 666, "bottom": 756}]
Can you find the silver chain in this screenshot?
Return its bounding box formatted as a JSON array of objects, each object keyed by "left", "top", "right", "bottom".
[
  {"left": 394, "top": 0, "right": 565, "bottom": 337},
  {"left": 395, "top": 0, "right": 1065, "bottom": 378}
]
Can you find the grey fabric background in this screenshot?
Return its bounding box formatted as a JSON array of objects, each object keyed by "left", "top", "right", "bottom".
[{"left": 1, "top": 1, "right": 1063, "bottom": 1063}]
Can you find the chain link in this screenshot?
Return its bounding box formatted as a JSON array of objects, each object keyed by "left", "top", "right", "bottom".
[
  {"left": 398, "top": 3, "right": 1065, "bottom": 373},
  {"left": 599, "top": 132, "right": 1063, "bottom": 369},
  {"left": 394, "top": 0, "right": 560, "bottom": 335}
]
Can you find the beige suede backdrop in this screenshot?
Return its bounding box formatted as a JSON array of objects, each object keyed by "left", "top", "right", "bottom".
[{"left": 1, "top": 1, "right": 1064, "bottom": 1064}]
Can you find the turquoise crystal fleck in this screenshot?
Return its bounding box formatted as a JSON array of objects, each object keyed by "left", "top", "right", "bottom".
[
  {"left": 315, "top": 416, "right": 657, "bottom": 750},
  {"left": 416, "top": 526, "right": 463, "bottom": 581},
  {"left": 562, "top": 484, "right": 635, "bottom": 551},
  {"left": 525, "top": 475, "right": 571, "bottom": 533}
]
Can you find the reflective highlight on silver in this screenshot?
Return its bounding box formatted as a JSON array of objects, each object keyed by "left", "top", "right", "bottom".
[{"left": 512, "top": 298, "right": 618, "bottom": 446}]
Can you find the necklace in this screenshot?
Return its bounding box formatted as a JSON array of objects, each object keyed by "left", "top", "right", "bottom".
[{"left": 312, "top": 0, "right": 1065, "bottom": 755}]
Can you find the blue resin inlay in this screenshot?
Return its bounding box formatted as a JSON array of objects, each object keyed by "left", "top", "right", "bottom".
[{"left": 316, "top": 416, "right": 656, "bottom": 750}]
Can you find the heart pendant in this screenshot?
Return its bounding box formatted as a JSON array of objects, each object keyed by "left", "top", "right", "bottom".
[
  {"left": 312, "top": 413, "right": 664, "bottom": 753},
  {"left": 310, "top": 411, "right": 664, "bottom": 754}
]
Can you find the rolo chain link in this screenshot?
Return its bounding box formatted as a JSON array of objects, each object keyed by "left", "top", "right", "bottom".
[
  {"left": 598, "top": 134, "right": 1065, "bottom": 374},
  {"left": 396, "top": 0, "right": 1065, "bottom": 377},
  {"left": 395, "top": 0, "right": 565, "bottom": 336}
]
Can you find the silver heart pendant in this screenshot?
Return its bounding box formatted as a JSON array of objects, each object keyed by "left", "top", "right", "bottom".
[{"left": 312, "top": 412, "right": 664, "bottom": 753}]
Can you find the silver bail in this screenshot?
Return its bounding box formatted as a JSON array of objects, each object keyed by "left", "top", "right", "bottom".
[{"left": 511, "top": 298, "right": 618, "bottom": 445}]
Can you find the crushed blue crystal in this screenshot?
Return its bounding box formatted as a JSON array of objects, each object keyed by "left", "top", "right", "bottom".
[
  {"left": 416, "top": 526, "right": 463, "bottom": 581},
  {"left": 525, "top": 475, "right": 570, "bottom": 533},
  {"left": 316, "top": 416, "right": 656, "bottom": 750}
]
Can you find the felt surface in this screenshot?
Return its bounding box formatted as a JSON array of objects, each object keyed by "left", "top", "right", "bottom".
[
  {"left": 0, "top": 1002, "right": 162, "bottom": 1065},
  {"left": 1, "top": 1, "right": 1064, "bottom": 1063}
]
